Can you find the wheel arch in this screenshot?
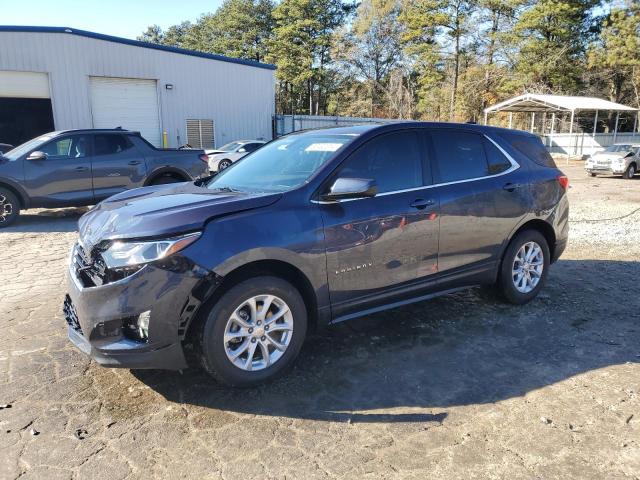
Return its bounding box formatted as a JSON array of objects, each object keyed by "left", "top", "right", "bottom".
[
  {"left": 185, "top": 259, "right": 320, "bottom": 346},
  {"left": 144, "top": 167, "right": 190, "bottom": 186},
  {"left": 504, "top": 219, "right": 556, "bottom": 265},
  {"left": 0, "top": 180, "right": 28, "bottom": 209}
]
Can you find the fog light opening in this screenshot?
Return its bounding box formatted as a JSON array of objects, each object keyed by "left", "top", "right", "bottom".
[
  {"left": 124, "top": 311, "right": 151, "bottom": 342},
  {"left": 138, "top": 311, "right": 150, "bottom": 340}
]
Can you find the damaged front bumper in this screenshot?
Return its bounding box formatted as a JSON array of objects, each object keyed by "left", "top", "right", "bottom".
[{"left": 63, "top": 245, "right": 220, "bottom": 370}]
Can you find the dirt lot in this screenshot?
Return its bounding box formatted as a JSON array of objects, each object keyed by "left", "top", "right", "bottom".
[{"left": 0, "top": 164, "right": 638, "bottom": 479}]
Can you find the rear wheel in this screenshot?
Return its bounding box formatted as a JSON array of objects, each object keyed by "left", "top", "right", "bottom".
[
  {"left": 198, "top": 276, "right": 307, "bottom": 386},
  {"left": 0, "top": 188, "right": 19, "bottom": 228},
  {"left": 149, "top": 174, "right": 185, "bottom": 185},
  {"left": 218, "top": 159, "right": 232, "bottom": 171},
  {"left": 589, "top": 172, "right": 597, "bottom": 177},
  {"left": 623, "top": 163, "right": 636, "bottom": 179},
  {"left": 496, "top": 230, "right": 550, "bottom": 304}
]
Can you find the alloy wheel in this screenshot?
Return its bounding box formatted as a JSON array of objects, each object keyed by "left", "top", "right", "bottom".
[
  {"left": 512, "top": 241, "right": 544, "bottom": 294},
  {"left": 223, "top": 294, "right": 294, "bottom": 371}
]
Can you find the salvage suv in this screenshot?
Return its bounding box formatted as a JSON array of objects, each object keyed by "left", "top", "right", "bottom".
[
  {"left": 585, "top": 144, "right": 639, "bottom": 179},
  {"left": 0, "top": 129, "right": 209, "bottom": 226},
  {"left": 64, "top": 123, "right": 569, "bottom": 386}
]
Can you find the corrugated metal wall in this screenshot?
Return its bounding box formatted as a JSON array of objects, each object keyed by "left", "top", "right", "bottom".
[
  {"left": 274, "top": 114, "right": 404, "bottom": 137},
  {"left": 0, "top": 31, "right": 275, "bottom": 147}
]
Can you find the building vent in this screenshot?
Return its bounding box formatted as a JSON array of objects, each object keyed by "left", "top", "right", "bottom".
[{"left": 186, "top": 119, "right": 215, "bottom": 149}]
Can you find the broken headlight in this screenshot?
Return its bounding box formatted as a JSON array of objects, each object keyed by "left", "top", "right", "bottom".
[{"left": 101, "top": 233, "right": 201, "bottom": 270}]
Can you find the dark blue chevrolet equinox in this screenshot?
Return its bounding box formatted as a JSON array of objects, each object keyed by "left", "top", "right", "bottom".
[{"left": 64, "top": 122, "right": 569, "bottom": 386}]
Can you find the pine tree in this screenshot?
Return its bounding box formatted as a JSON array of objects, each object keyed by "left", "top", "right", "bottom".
[
  {"left": 268, "top": 0, "right": 350, "bottom": 114},
  {"left": 514, "top": 0, "right": 599, "bottom": 92},
  {"left": 186, "top": 0, "right": 274, "bottom": 61},
  {"left": 333, "top": 0, "right": 405, "bottom": 116}
]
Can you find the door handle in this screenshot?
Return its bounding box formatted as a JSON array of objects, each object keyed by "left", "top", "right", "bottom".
[
  {"left": 75, "top": 166, "right": 89, "bottom": 172},
  {"left": 410, "top": 198, "right": 435, "bottom": 210},
  {"left": 502, "top": 182, "right": 523, "bottom": 192},
  {"left": 128, "top": 160, "right": 141, "bottom": 165}
]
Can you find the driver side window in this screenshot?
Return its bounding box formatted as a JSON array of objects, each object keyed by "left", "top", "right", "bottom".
[
  {"left": 40, "top": 135, "right": 90, "bottom": 159},
  {"left": 335, "top": 131, "right": 425, "bottom": 193}
]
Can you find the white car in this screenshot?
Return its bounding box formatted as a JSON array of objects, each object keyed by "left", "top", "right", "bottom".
[
  {"left": 206, "top": 140, "right": 266, "bottom": 172},
  {"left": 585, "top": 144, "right": 639, "bottom": 179}
]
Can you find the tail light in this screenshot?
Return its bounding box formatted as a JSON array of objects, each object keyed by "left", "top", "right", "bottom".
[
  {"left": 199, "top": 154, "right": 209, "bottom": 163},
  {"left": 557, "top": 175, "right": 569, "bottom": 190}
]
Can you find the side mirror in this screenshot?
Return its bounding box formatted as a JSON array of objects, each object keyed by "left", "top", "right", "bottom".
[
  {"left": 27, "top": 151, "right": 47, "bottom": 161},
  {"left": 238, "top": 147, "right": 247, "bottom": 153},
  {"left": 320, "top": 177, "right": 377, "bottom": 202}
]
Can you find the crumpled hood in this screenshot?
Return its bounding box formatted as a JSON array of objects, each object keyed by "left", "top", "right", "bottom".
[
  {"left": 78, "top": 182, "right": 282, "bottom": 248},
  {"left": 591, "top": 152, "right": 628, "bottom": 161}
]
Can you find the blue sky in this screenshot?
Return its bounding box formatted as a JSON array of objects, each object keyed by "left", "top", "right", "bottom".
[{"left": 0, "top": 0, "right": 222, "bottom": 39}]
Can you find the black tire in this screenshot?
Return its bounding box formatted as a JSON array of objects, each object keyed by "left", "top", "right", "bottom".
[
  {"left": 496, "top": 229, "right": 550, "bottom": 305},
  {"left": 0, "top": 187, "right": 20, "bottom": 228},
  {"left": 218, "top": 159, "right": 232, "bottom": 171},
  {"left": 198, "top": 276, "right": 307, "bottom": 386},
  {"left": 589, "top": 172, "right": 597, "bottom": 177},
  {"left": 149, "top": 174, "right": 184, "bottom": 185},
  {"left": 623, "top": 163, "right": 636, "bottom": 179}
]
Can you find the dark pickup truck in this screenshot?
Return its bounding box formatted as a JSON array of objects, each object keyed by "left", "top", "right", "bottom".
[{"left": 0, "top": 129, "right": 209, "bottom": 226}]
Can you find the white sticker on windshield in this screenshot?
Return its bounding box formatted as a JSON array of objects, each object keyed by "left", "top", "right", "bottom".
[{"left": 305, "top": 143, "right": 343, "bottom": 152}]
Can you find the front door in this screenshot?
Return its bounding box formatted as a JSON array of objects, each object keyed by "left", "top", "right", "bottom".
[
  {"left": 319, "top": 129, "right": 440, "bottom": 318},
  {"left": 91, "top": 133, "right": 147, "bottom": 200},
  {"left": 23, "top": 134, "right": 94, "bottom": 206}
]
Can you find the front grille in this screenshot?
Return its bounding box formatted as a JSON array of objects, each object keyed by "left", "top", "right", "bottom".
[
  {"left": 63, "top": 294, "right": 82, "bottom": 334},
  {"left": 71, "top": 243, "right": 105, "bottom": 287}
]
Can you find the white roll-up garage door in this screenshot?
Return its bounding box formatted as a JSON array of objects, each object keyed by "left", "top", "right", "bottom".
[
  {"left": 89, "top": 77, "right": 161, "bottom": 146},
  {"left": 0, "top": 71, "right": 50, "bottom": 98}
]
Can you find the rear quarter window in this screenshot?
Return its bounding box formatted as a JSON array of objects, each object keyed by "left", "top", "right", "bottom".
[{"left": 501, "top": 133, "right": 556, "bottom": 168}]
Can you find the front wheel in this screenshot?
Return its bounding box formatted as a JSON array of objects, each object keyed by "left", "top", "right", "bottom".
[
  {"left": 623, "top": 164, "right": 636, "bottom": 179},
  {"left": 497, "top": 230, "right": 550, "bottom": 304},
  {"left": 0, "top": 188, "right": 20, "bottom": 228},
  {"left": 589, "top": 172, "right": 597, "bottom": 177},
  {"left": 198, "top": 276, "right": 307, "bottom": 386}
]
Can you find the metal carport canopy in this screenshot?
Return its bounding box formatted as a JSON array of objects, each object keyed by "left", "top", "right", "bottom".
[{"left": 484, "top": 94, "right": 638, "bottom": 113}]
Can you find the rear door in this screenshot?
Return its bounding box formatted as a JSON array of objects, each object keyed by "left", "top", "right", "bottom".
[
  {"left": 23, "top": 134, "right": 94, "bottom": 206},
  {"left": 319, "top": 129, "right": 440, "bottom": 317},
  {"left": 427, "top": 128, "right": 526, "bottom": 285},
  {"left": 91, "top": 133, "right": 147, "bottom": 200}
]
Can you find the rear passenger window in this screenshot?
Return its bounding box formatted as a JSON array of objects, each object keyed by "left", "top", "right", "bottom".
[
  {"left": 94, "top": 135, "right": 133, "bottom": 156},
  {"left": 484, "top": 138, "right": 512, "bottom": 174},
  {"left": 336, "top": 131, "right": 424, "bottom": 193},
  {"left": 501, "top": 133, "right": 556, "bottom": 168},
  {"left": 431, "top": 130, "right": 488, "bottom": 182}
]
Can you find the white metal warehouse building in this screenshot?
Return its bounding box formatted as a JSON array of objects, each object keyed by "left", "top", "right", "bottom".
[{"left": 0, "top": 26, "right": 275, "bottom": 148}]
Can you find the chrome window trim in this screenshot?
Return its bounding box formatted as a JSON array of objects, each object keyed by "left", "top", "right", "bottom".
[{"left": 312, "top": 134, "right": 520, "bottom": 204}]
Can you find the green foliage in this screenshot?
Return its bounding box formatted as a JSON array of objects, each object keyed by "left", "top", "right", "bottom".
[
  {"left": 139, "top": 0, "right": 640, "bottom": 119},
  {"left": 513, "top": 0, "right": 600, "bottom": 91},
  {"left": 267, "top": 0, "right": 351, "bottom": 113},
  {"left": 186, "top": 0, "right": 274, "bottom": 61},
  {"left": 332, "top": 0, "right": 405, "bottom": 115}
]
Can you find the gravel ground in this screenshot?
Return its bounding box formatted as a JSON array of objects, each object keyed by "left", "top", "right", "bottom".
[{"left": 0, "top": 164, "right": 638, "bottom": 479}]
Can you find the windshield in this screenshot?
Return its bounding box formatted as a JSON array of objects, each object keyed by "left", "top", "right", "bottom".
[
  {"left": 217, "top": 142, "right": 242, "bottom": 152},
  {"left": 3, "top": 133, "right": 57, "bottom": 161},
  {"left": 207, "top": 133, "right": 353, "bottom": 193},
  {"left": 603, "top": 144, "right": 631, "bottom": 153}
]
